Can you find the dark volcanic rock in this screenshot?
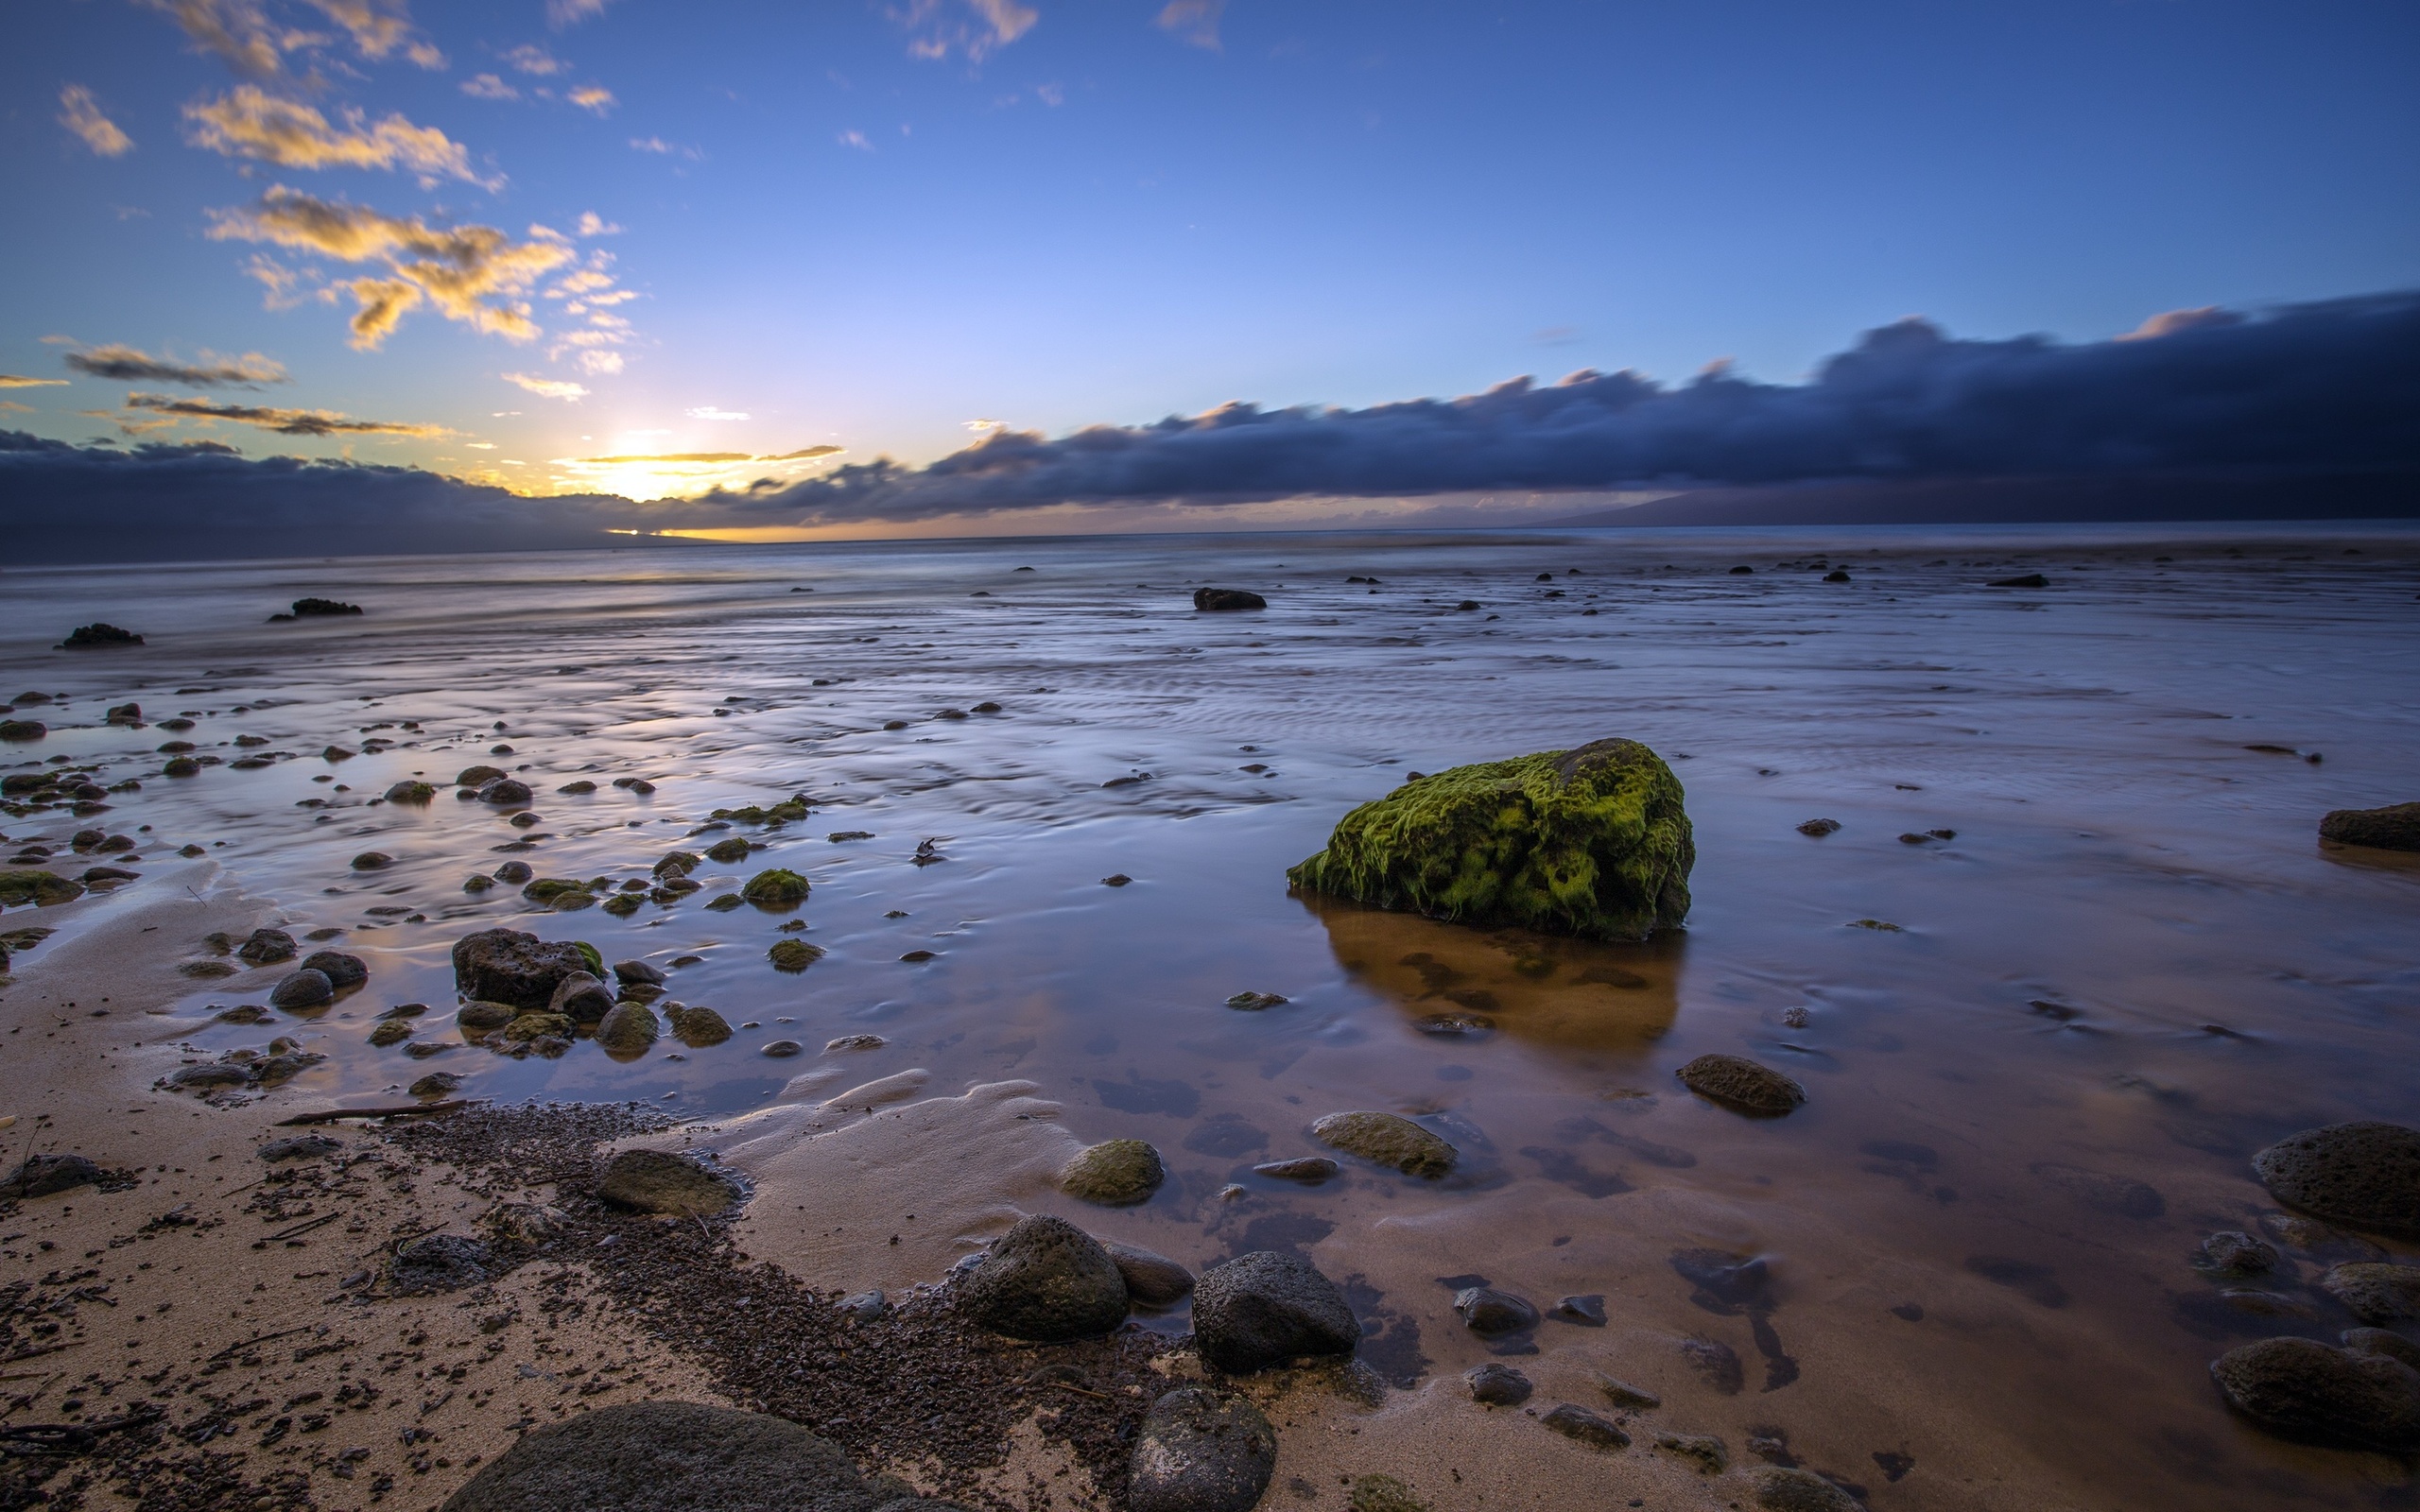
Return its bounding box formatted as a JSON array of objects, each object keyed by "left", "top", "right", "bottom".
[
  {"left": 596, "top": 1149, "right": 740, "bottom": 1217},
  {"left": 1191, "top": 1250, "right": 1360, "bottom": 1373},
  {"left": 1104, "top": 1242, "right": 1196, "bottom": 1306},
  {"left": 2255, "top": 1122, "right": 2420, "bottom": 1238},
  {"left": 1675, "top": 1054, "right": 1806, "bottom": 1116},
  {"left": 437, "top": 1400, "right": 901, "bottom": 1512},
  {"left": 236, "top": 927, "right": 298, "bottom": 966},
  {"left": 1192, "top": 588, "right": 1267, "bottom": 611},
  {"left": 451, "top": 928, "right": 592, "bottom": 1009},
  {"left": 301, "top": 950, "right": 368, "bottom": 988},
  {"left": 956, "top": 1214, "right": 1129, "bottom": 1343},
  {"left": 1466, "top": 1363, "right": 1532, "bottom": 1405},
  {"left": 389, "top": 1234, "right": 493, "bottom": 1295},
  {"left": 2210, "top": 1336, "right": 2420, "bottom": 1452},
  {"left": 268, "top": 968, "right": 335, "bottom": 1008},
  {"left": 1126, "top": 1386, "right": 1277, "bottom": 1512},
  {"left": 0, "top": 1154, "right": 101, "bottom": 1198},
  {"left": 2323, "top": 1263, "right": 2420, "bottom": 1325},
  {"left": 1752, "top": 1468, "right": 1863, "bottom": 1512},
  {"left": 2320, "top": 802, "right": 2420, "bottom": 852},
  {"left": 59, "top": 623, "right": 144, "bottom": 648}
]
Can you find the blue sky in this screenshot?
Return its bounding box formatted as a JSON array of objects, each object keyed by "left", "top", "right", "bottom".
[{"left": 4, "top": 0, "right": 2416, "bottom": 509}]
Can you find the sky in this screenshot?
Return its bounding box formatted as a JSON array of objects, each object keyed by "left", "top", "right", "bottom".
[{"left": 3, "top": 0, "right": 2417, "bottom": 539}]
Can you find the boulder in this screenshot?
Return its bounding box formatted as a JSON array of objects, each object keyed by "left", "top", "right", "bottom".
[
  {"left": 742, "top": 868, "right": 811, "bottom": 905},
  {"left": 956, "top": 1214, "right": 1129, "bottom": 1342},
  {"left": 1287, "top": 738, "right": 1692, "bottom": 941},
  {"left": 1466, "top": 1363, "right": 1531, "bottom": 1405},
  {"left": 1191, "top": 1250, "right": 1359, "bottom": 1373},
  {"left": 451, "top": 928, "right": 591, "bottom": 1009},
  {"left": 1127, "top": 1387, "right": 1277, "bottom": 1512},
  {"left": 2209, "top": 1336, "right": 2420, "bottom": 1452},
  {"left": 597, "top": 1149, "right": 740, "bottom": 1216},
  {"left": 1193, "top": 588, "right": 1268, "bottom": 611},
  {"left": 1311, "top": 1111, "right": 1456, "bottom": 1177},
  {"left": 596, "top": 1003, "right": 662, "bottom": 1055},
  {"left": 300, "top": 950, "right": 368, "bottom": 988},
  {"left": 667, "top": 1005, "right": 735, "bottom": 1046},
  {"left": 2323, "top": 1263, "right": 2420, "bottom": 1325},
  {"left": 1062, "top": 1139, "right": 1167, "bottom": 1206},
  {"left": 2320, "top": 802, "right": 2420, "bottom": 851},
  {"left": 236, "top": 927, "right": 298, "bottom": 965},
  {"left": 1105, "top": 1242, "right": 1196, "bottom": 1306},
  {"left": 0, "top": 1154, "right": 101, "bottom": 1198},
  {"left": 437, "top": 1401, "right": 912, "bottom": 1512},
  {"left": 268, "top": 968, "right": 335, "bottom": 1009},
  {"left": 546, "top": 971, "right": 616, "bottom": 1023},
  {"left": 1752, "top": 1468, "right": 1862, "bottom": 1512},
  {"left": 1675, "top": 1054, "right": 1806, "bottom": 1116},
  {"left": 2254, "top": 1122, "right": 2420, "bottom": 1238},
  {"left": 0, "top": 870, "right": 81, "bottom": 907}
]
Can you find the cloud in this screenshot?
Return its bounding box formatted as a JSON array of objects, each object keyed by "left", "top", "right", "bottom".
[
  {"left": 762, "top": 446, "right": 844, "bottom": 460},
  {"left": 896, "top": 0, "right": 1037, "bottom": 61},
  {"left": 1156, "top": 0, "right": 1222, "bottom": 50},
  {"left": 575, "top": 350, "right": 623, "bottom": 375},
  {"left": 547, "top": 0, "right": 608, "bottom": 28},
  {"left": 121, "top": 392, "right": 449, "bottom": 436},
  {"left": 503, "top": 371, "right": 587, "bottom": 400},
  {"left": 504, "top": 43, "right": 568, "bottom": 74},
  {"left": 703, "top": 289, "right": 2420, "bottom": 525},
  {"left": 629, "top": 136, "right": 700, "bottom": 158},
  {"left": 2118, "top": 305, "right": 2245, "bottom": 342},
  {"left": 63, "top": 344, "right": 289, "bottom": 387},
  {"left": 209, "top": 187, "right": 575, "bottom": 348},
  {"left": 686, "top": 406, "right": 748, "bottom": 421},
  {"left": 0, "top": 403, "right": 33, "bottom": 415},
  {"left": 575, "top": 211, "right": 619, "bottom": 236},
  {"left": 567, "top": 84, "right": 615, "bottom": 114},
  {"left": 140, "top": 0, "right": 440, "bottom": 77},
  {"left": 59, "top": 85, "right": 135, "bottom": 157},
  {"left": 302, "top": 0, "right": 444, "bottom": 68},
  {"left": 0, "top": 375, "right": 72, "bottom": 388},
  {"left": 838, "top": 129, "right": 873, "bottom": 152},
  {"left": 579, "top": 452, "right": 750, "bottom": 464},
  {"left": 461, "top": 73, "right": 518, "bottom": 100},
  {"left": 186, "top": 87, "right": 495, "bottom": 187}
]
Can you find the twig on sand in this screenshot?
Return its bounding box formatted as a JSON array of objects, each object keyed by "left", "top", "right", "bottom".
[
  {"left": 262, "top": 1211, "right": 341, "bottom": 1243},
  {"left": 205, "top": 1326, "right": 310, "bottom": 1361},
  {"left": 276, "top": 1098, "right": 477, "bottom": 1125}
]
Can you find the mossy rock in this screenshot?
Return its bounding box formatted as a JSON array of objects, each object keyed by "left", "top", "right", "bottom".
[
  {"left": 742, "top": 868, "right": 811, "bottom": 906},
  {"left": 596, "top": 1002, "right": 662, "bottom": 1055},
  {"left": 666, "top": 1005, "right": 734, "bottom": 1046},
  {"left": 0, "top": 870, "right": 83, "bottom": 907},
  {"left": 1061, "top": 1139, "right": 1167, "bottom": 1206},
  {"left": 1288, "top": 738, "right": 1692, "bottom": 941},
  {"left": 500, "top": 1011, "right": 575, "bottom": 1042},
  {"left": 385, "top": 781, "right": 437, "bottom": 803},
  {"left": 458, "top": 1001, "right": 519, "bottom": 1033},
  {"left": 768, "top": 938, "right": 825, "bottom": 972},
  {"left": 164, "top": 757, "right": 202, "bottom": 778},
  {"left": 1313, "top": 1111, "right": 1457, "bottom": 1177},
  {"left": 601, "top": 892, "right": 643, "bottom": 918},
  {"left": 652, "top": 850, "right": 700, "bottom": 877},
  {"left": 572, "top": 940, "right": 604, "bottom": 978},
  {"left": 521, "top": 878, "right": 596, "bottom": 909},
  {"left": 704, "top": 836, "right": 752, "bottom": 864}
]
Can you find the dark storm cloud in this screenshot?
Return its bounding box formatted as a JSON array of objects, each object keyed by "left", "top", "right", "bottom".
[{"left": 718, "top": 290, "right": 2420, "bottom": 524}]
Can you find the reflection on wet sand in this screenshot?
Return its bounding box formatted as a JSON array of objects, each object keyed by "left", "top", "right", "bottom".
[{"left": 1299, "top": 891, "right": 1682, "bottom": 1053}]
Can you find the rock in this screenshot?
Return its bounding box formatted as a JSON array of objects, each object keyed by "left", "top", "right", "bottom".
[
  {"left": 1656, "top": 1434, "right": 1729, "bottom": 1473},
  {"left": 1253, "top": 1157, "right": 1339, "bottom": 1183},
  {"left": 1541, "top": 1404, "right": 1629, "bottom": 1450},
  {"left": 351, "top": 850, "right": 392, "bottom": 871},
  {"left": 463, "top": 874, "right": 494, "bottom": 893},
  {"left": 1795, "top": 818, "right": 1841, "bottom": 837},
  {"left": 546, "top": 971, "right": 616, "bottom": 1023},
  {"left": 59, "top": 623, "right": 144, "bottom": 648},
  {"left": 742, "top": 868, "right": 811, "bottom": 905},
  {"left": 1225, "top": 990, "right": 1288, "bottom": 1010},
  {"left": 589, "top": 1146, "right": 740, "bottom": 1214},
  {"left": 614, "top": 958, "right": 666, "bottom": 987},
  {"left": 456, "top": 765, "right": 506, "bottom": 787},
  {"left": 2321, "top": 802, "right": 2420, "bottom": 851},
  {"left": 301, "top": 950, "right": 368, "bottom": 988},
  {"left": 667, "top": 1005, "right": 734, "bottom": 1046},
  {"left": 1287, "top": 738, "right": 1692, "bottom": 941},
  {"left": 1466, "top": 1363, "right": 1532, "bottom": 1405},
  {"left": 410, "top": 1072, "right": 462, "bottom": 1097},
  {"left": 1675, "top": 1054, "right": 1806, "bottom": 1116},
  {"left": 1682, "top": 1335, "right": 1744, "bottom": 1393},
  {"left": 437, "top": 1401, "right": 886, "bottom": 1512},
  {"left": 163, "top": 757, "right": 200, "bottom": 778},
  {"left": 1191, "top": 1250, "right": 1360, "bottom": 1373},
  {"left": 385, "top": 781, "right": 437, "bottom": 803},
  {"left": 259, "top": 1134, "right": 341, "bottom": 1162},
  {"left": 457, "top": 1001, "right": 518, "bottom": 1034},
  {"left": 596, "top": 1002, "right": 662, "bottom": 1054},
  {"left": 478, "top": 778, "right": 533, "bottom": 805},
  {"left": 768, "top": 939, "right": 825, "bottom": 972},
  {"left": 1193, "top": 588, "right": 1267, "bottom": 611},
  {"left": 1127, "top": 1386, "right": 1277, "bottom": 1512},
  {"left": 1454, "top": 1287, "right": 1539, "bottom": 1334},
  {"left": 500, "top": 1012, "right": 574, "bottom": 1043},
  {"left": 705, "top": 836, "right": 752, "bottom": 864},
  {"left": 1062, "top": 1139, "right": 1167, "bottom": 1206},
  {"left": 451, "top": 928, "right": 592, "bottom": 1008},
  {"left": 369, "top": 1021, "right": 413, "bottom": 1047},
  {"left": 2254, "top": 1122, "right": 2420, "bottom": 1238},
  {"left": 1752, "top": 1468, "right": 1863, "bottom": 1512},
  {"left": 1346, "top": 1476, "right": 1427, "bottom": 1512},
  {"left": 956, "top": 1214, "right": 1130, "bottom": 1342},
  {"left": 1596, "top": 1373, "right": 1660, "bottom": 1409},
  {"left": 389, "top": 1234, "right": 493, "bottom": 1295},
  {"left": 1986, "top": 573, "right": 2049, "bottom": 589},
  {"left": 494, "top": 863, "right": 534, "bottom": 885},
  {"left": 1558, "top": 1295, "right": 1609, "bottom": 1327},
  {"left": 2209, "top": 1336, "right": 2420, "bottom": 1452},
  {"left": 169, "top": 1063, "right": 251, "bottom": 1091},
  {"left": 1104, "top": 1242, "right": 1196, "bottom": 1306},
  {"left": 838, "top": 1290, "right": 887, "bottom": 1322},
  {"left": 0, "top": 1154, "right": 101, "bottom": 1198},
  {"left": 523, "top": 878, "right": 595, "bottom": 910},
  {"left": 1312, "top": 1111, "right": 1457, "bottom": 1177},
  {"left": 2324, "top": 1263, "right": 2420, "bottom": 1324},
  {"left": 0, "top": 869, "right": 81, "bottom": 906},
  {"left": 2347, "top": 1330, "right": 2420, "bottom": 1369},
  {"left": 268, "top": 968, "right": 335, "bottom": 1008},
  {"left": 825, "top": 1034, "right": 887, "bottom": 1053},
  {"left": 236, "top": 927, "right": 298, "bottom": 965},
  {"left": 0, "top": 722, "right": 44, "bottom": 743},
  {"left": 2198, "top": 1230, "right": 2279, "bottom": 1276}
]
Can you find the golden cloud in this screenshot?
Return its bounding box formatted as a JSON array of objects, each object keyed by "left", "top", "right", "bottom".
[
  {"left": 579, "top": 452, "right": 752, "bottom": 464},
  {"left": 899, "top": 0, "right": 1037, "bottom": 60},
  {"left": 0, "top": 375, "right": 72, "bottom": 388},
  {"left": 123, "top": 391, "right": 450, "bottom": 437},
  {"left": 567, "top": 84, "right": 616, "bottom": 114},
  {"left": 187, "top": 87, "right": 495, "bottom": 188},
  {"left": 763, "top": 446, "right": 845, "bottom": 460},
  {"left": 209, "top": 187, "right": 574, "bottom": 348},
  {"left": 59, "top": 85, "right": 134, "bottom": 158},
  {"left": 503, "top": 371, "right": 588, "bottom": 401},
  {"left": 504, "top": 43, "right": 567, "bottom": 75},
  {"left": 1156, "top": 0, "right": 1222, "bottom": 50},
  {"left": 302, "top": 0, "right": 444, "bottom": 68},
  {"left": 141, "top": 0, "right": 441, "bottom": 77}
]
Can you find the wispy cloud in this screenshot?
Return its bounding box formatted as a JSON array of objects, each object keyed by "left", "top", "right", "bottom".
[
  {"left": 460, "top": 73, "right": 517, "bottom": 100},
  {"left": 59, "top": 85, "right": 135, "bottom": 157},
  {"left": 503, "top": 371, "right": 587, "bottom": 400},
  {"left": 63, "top": 345, "right": 288, "bottom": 387},
  {"left": 579, "top": 451, "right": 750, "bottom": 464},
  {"left": 504, "top": 43, "right": 568, "bottom": 75},
  {"left": 686, "top": 406, "right": 748, "bottom": 421},
  {"left": 546, "top": 0, "right": 609, "bottom": 29},
  {"left": 186, "top": 87, "right": 497, "bottom": 188},
  {"left": 629, "top": 136, "right": 700, "bottom": 158},
  {"left": 762, "top": 446, "right": 844, "bottom": 460},
  {"left": 0, "top": 375, "right": 72, "bottom": 388},
  {"left": 1156, "top": 0, "right": 1223, "bottom": 50},
  {"left": 209, "top": 187, "right": 575, "bottom": 348},
  {"left": 123, "top": 391, "right": 448, "bottom": 436},
  {"left": 567, "top": 84, "right": 616, "bottom": 114},
  {"left": 302, "top": 0, "right": 444, "bottom": 68},
  {"left": 896, "top": 0, "right": 1037, "bottom": 61},
  {"left": 140, "top": 0, "right": 441, "bottom": 77},
  {"left": 575, "top": 211, "right": 619, "bottom": 236},
  {"left": 838, "top": 129, "right": 873, "bottom": 152}
]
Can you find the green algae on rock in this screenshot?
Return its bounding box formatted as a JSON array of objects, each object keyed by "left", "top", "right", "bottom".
[
  {"left": 1287, "top": 738, "right": 1692, "bottom": 941},
  {"left": 767, "top": 938, "right": 825, "bottom": 971},
  {"left": 1312, "top": 1110, "right": 1457, "bottom": 1177},
  {"left": 740, "top": 868, "right": 810, "bottom": 905},
  {"left": 1061, "top": 1138, "right": 1167, "bottom": 1206},
  {"left": 0, "top": 869, "right": 83, "bottom": 907}
]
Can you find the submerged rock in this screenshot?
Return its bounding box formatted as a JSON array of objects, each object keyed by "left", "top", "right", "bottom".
[
  {"left": 1752, "top": 1468, "right": 1863, "bottom": 1512},
  {"left": 596, "top": 1002, "right": 663, "bottom": 1054},
  {"left": 457, "top": 1001, "right": 517, "bottom": 1034},
  {"left": 0, "top": 870, "right": 81, "bottom": 907},
  {"left": 1656, "top": 1434, "right": 1729, "bottom": 1474},
  {"left": 1675, "top": 1054, "right": 1806, "bottom": 1116},
  {"left": 2255, "top": 1122, "right": 2420, "bottom": 1238},
  {"left": 1312, "top": 1111, "right": 1457, "bottom": 1177},
  {"left": 2209, "top": 1336, "right": 2420, "bottom": 1452},
  {"left": 1104, "top": 1242, "right": 1195, "bottom": 1306},
  {"left": 1062, "top": 1139, "right": 1167, "bottom": 1206},
  {"left": 597, "top": 1149, "right": 740, "bottom": 1216},
  {"left": 1191, "top": 1250, "right": 1359, "bottom": 1374},
  {"left": 268, "top": 968, "right": 335, "bottom": 1008},
  {"left": 236, "top": 927, "right": 298, "bottom": 965},
  {"left": 1453, "top": 1287, "right": 1539, "bottom": 1335},
  {"left": 1287, "top": 738, "right": 1692, "bottom": 941},
  {"left": 2319, "top": 803, "right": 2420, "bottom": 850},
  {"left": 1127, "top": 1387, "right": 1277, "bottom": 1512},
  {"left": 1253, "top": 1157, "right": 1339, "bottom": 1183},
  {"left": 2323, "top": 1263, "right": 2420, "bottom": 1325},
  {"left": 59, "top": 623, "right": 143, "bottom": 649},
  {"left": 1193, "top": 588, "right": 1267, "bottom": 611},
  {"left": 768, "top": 939, "right": 825, "bottom": 972},
  {"left": 666, "top": 1005, "right": 734, "bottom": 1046},
  {"left": 956, "top": 1214, "right": 1129, "bottom": 1342}
]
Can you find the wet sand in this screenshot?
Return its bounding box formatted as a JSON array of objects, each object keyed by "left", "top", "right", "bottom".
[{"left": 2, "top": 522, "right": 2417, "bottom": 1509}]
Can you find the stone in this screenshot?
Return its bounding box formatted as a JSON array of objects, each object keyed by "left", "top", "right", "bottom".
[
  {"left": 437, "top": 1401, "right": 885, "bottom": 1512},
  {"left": 2319, "top": 802, "right": 2420, "bottom": 851},
  {"left": 457, "top": 765, "right": 507, "bottom": 787},
  {"left": 2323, "top": 1263, "right": 2420, "bottom": 1325},
  {"left": 2031, "top": 1162, "right": 2164, "bottom": 1218},
  {"left": 457, "top": 1001, "right": 518, "bottom": 1033},
  {"left": 451, "top": 928, "right": 592, "bottom": 1009},
  {"left": 0, "top": 722, "right": 44, "bottom": 744},
  {"left": 769, "top": 939, "right": 825, "bottom": 972},
  {"left": 705, "top": 836, "right": 752, "bottom": 864},
  {"left": 1541, "top": 1404, "right": 1629, "bottom": 1450},
  {"left": 351, "top": 850, "right": 393, "bottom": 871},
  {"left": 1191, "top": 1250, "right": 1360, "bottom": 1373},
  {"left": 614, "top": 958, "right": 666, "bottom": 987},
  {"left": 1347, "top": 1477, "right": 1427, "bottom": 1512},
  {"left": 1596, "top": 1374, "right": 1661, "bottom": 1409},
  {"left": 1656, "top": 1434, "right": 1729, "bottom": 1473},
  {"left": 1104, "top": 1242, "right": 1196, "bottom": 1306},
  {"left": 58, "top": 623, "right": 143, "bottom": 648},
  {"left": 825, "top": 1034, "right": 887, "bottom": 1053},
  {"left": 1311, "top": 1111, "right": 1456, "bottom": 1177},
  {"left": 1465, "top": 1363, "right": 1531, "bottom": 1405},
  {"left": 286, "top": 597, "right": 362, "bottom": 617},
  {"left": 1454, "top": 1287, "right": 1539, "bottom": 1334},
  {"left": 1225, "top": 990, "right": 1288, "bottom": 1010},
  {"left": 0, "top": 1154, "right": 101, "bottom": 1198},
  {"left": 598, "top": 1149, "right": 740, "bottom": 1216},
  {"left": 1675, "top": 1054, "right": 1806, "bottom": 1116},
  {"left": 268, "top": 968, "right": 335, "bottom": 1008},
  {"left": 2197, "top": 1230, "right": 2278, "bottom": 1276},
  {"left": 259, "top": 1134, "right": 341, "bottom": 1162},
  {"left": 389, "top": 1234, "right": 493, "bottom": 1295},
  {"left": 1987, "top": 573, "right": 2049, "bottom": 589},
  {"left": 2347, "top": 1330, "right": 2420, "bottom": 1370},
  {"left": 1796, "top": 818, "right": 1841, "bottom": 837},
  {"left": 1288, "top": 738, "right": 1692, "bottom": 941},
  {"left": 957, "top": 1214, "right": 1130, "bottom": 1342},
  {"left": 1253, "top": 1157, "right": 1340, "bottom": 1183},
  {"left": 546, "top": 970, "right": 616, "bottom": 1023},
  {"left": 596, "top": 1002, "right": 662, "bottom": 1055},
  {"left": 1062, "top": 1139, "right": 1167, "bottom": 1206},
  {"left": 1753, "top": 1468, "right": 1863, "bottom": 1512},
  {"left": 742, "top": 868, "right": 811, "bottom": 905},
  {"left": 493, "top": 861, "right": 534, "bottom": 885},
  {"left": 385, "top": 781, "right": 437, "bottom": 803},
  {"left": 1127, "top": 1387, "right": 1277, "bottom": 1512},
  {"left": 1193, "top": 588, "right": 1267, "bottom": 611},
  {"left": 301, "top": 950, "right": 368, "bottom": 988},
  {"left": 369, "top": 1020, "right": 413, "bottom": 1047},
  {"left": 0, "top": 869, "right": 81, "bottom": 906},
  {"left": 667, "top": 1005, "right": 734, "bottom": 1047},
  {"left": 1558, "top": 1295, "right": 1609, "bottom": 1326},
  {"left": 478, "top": 778, "right": 534, "bottom": 805},
  {"left": 235, "top": 927, "right": 298, "bottom": 965},
  {"left": 500, "top": 1012, "right": 575, "bottom": 1043},
  {"left": 524, "top": 878, "right": 596, "bottom": 909},
  {"left": 2255, "top": 1122, "right": 2420, "bottom": 1237},
  {"left": 557, "top": 780, "right": 597, "bottom": 795},
  {"left": 838, "top": 1290, "right": 887, "bottom": 1322},
  {"left": 410, "top": 1072, "right": 462, "bottom": 1097},
  {"left": 2209, "top": 1336, "right": 2420, "bottom": 1452},
  {"left": 169, "top": 1063, "right": 252, "bottom": 1091}
]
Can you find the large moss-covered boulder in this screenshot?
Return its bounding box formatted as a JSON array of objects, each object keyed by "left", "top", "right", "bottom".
[{"left": 1287, "top": 738, "right": 1692, "bottom": 940}]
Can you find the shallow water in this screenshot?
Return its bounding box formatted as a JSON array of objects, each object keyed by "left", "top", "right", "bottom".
[{"left": 5, "top": 522, "right": 2419, "bottom": 1509}]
